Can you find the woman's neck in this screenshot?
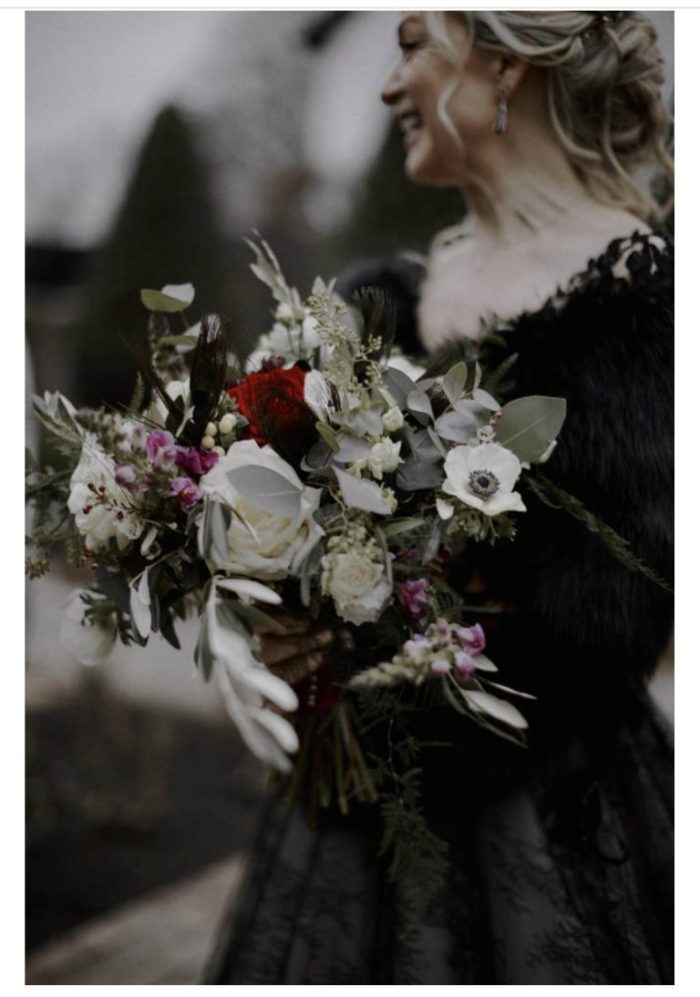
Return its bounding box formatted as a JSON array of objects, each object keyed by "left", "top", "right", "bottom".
[{"left": 460, "top": 112, "right": 606, "bottom": 249}]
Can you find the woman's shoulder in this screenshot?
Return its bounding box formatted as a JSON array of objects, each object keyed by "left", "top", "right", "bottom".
[
  {"left": 511, "top": 226, "right": 673, "bottom": 347},
  {"left": 554, "top": 226, "right": 673, "bottom": 307}
]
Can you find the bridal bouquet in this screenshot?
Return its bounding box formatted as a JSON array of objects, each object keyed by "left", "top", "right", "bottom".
[{"left": 26, "top": 240, "right": 566, "bottom": 821}]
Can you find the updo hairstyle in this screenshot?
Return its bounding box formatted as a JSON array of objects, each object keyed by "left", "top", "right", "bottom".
[{"left": 425, "top": 10, "right": 673, "bottom": 223}]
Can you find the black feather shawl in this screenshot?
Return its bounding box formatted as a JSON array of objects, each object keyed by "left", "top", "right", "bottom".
[{"left": 338, "top": 231, "right": 673, "bottom": 796}]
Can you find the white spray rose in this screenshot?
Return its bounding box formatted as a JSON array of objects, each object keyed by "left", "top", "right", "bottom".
[
  {"left": 321, "top": 549, "right": 392, "bottom": 626},
  {"left": 382, "top": 406, "right": 404, "bottom": 433},
  {"left": 68, "top": 437, "right": 143, "bottom": 552},
  {"left": 442, "top": 442, "right": 526, "bottom": 516},
  {"left": 367, "top": 438, "right": 403, "bottom": 480},
  {"left": 199, "top": 440, "right": 324, "bottom": 580}
]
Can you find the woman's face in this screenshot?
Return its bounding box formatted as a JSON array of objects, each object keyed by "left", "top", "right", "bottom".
[{"left": 381, "top": 13, "right": 500, "bottom": 188}]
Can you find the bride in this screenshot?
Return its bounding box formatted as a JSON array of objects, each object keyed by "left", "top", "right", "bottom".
[{"left": 206, "top": 10, "right": 673, "bottom": 984}]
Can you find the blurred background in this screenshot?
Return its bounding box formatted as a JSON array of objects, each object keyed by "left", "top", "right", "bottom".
[{"left": 25, "top": 10, "right": 674, "bottom": 985}]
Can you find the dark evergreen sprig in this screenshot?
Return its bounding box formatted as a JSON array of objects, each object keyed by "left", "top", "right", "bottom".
[{"left": 524, "top": 472, "right": 673, "bottom": 593}]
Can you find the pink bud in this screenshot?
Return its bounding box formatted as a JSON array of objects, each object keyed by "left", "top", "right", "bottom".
[
  {"left": 431, "top": 657, "right": 451, "bottom": 676},
  {"left": 115, "top": 464, "right": 137, "bottom": 488},
  {"left": 454, "top": 650, "right": 477, "bottom": 679}
]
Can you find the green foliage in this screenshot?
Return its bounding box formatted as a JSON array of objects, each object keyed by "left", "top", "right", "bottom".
[
  {"left": 495, "top": 396, "right": 567, "bottom": 463},
  {"left": 525, "top": 472, "right": 672, "bottom": 593},
  {"left": 25, "top": 453, "right": 78, "bottom": 577},
  {"left": 355, "top": 687, "right": 450, "bottom": 924}
]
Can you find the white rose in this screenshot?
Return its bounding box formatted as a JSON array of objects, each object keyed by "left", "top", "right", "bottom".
[
  {"left": 367, "top": 438, "right": 403, "bottom": 480},
  {"left": 322, "top": 549, "right": 392, "bottom": 626},
  {"left": 382, "top": 406, "right": 404, "bottom": 433},
  {"left": 60, "top": 589, "right": 116, "bottom": 666},
  {"left": 199, "top": 440, "right": 324, "bottom": 580},
  {"left": 442, "top": 442, "right": 526, "bottom": 516},
  {"left": 68, "top": 437, "right": 143, "bottom": 552}
]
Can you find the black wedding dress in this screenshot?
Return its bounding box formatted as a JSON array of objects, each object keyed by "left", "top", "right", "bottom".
[{"left": 204, "top": 231, "right": 673, "bottom": 985}]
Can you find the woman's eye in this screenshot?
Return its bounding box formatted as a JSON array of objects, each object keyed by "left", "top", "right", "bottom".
[{"left": 399, "top": 39, "right": 421, "bottom": 55}]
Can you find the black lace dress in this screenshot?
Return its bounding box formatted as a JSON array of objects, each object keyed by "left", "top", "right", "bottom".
[{"left": 204, "top": 232, "right": 674, "bottom": 985}]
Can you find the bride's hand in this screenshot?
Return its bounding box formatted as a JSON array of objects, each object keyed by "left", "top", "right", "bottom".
[{"left": 254, "top": 610, "right": 335, "bottom": 686}]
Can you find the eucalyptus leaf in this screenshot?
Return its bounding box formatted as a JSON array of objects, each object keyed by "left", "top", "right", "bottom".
[
  {"left": 434, "top": 409, "right": 478, "bottom": 444},
  {"left": 140, "top": 288, "right": 192, "bottom": 313},
  {"left": 495, "top": 396, "right": 567, "bottom": 462},
  {"left": 473, "top": 388, "right": 502, "bottom": 412},
  {"left": 159, "top": 335, "right": 199, "bottom": 349},
  {"left": 411, "top": 429, "right": 442, "bottom": 462},
  {"left": 346, "top": 409, "right": 384, "bottom": 436},
  {"left": 334, "top": 467, "right": 392, "bottom": 515},
  {"left": 382, "top": 367, "right": 417, "bottom": 408},
  {"left": 426, "top": 426, "right": 448, "bottom": 458},
  {"left": 229, "top": 465, "right": 302, "bottom": 517},
  {"left": 316, "top": 421, "right": 340, "bottom": 454},
  {"left": 396, "top": 457, "right": 444, "bottom": 492},
  {"left": 335, "top": 432, "right": 371, "bottom": 463},
  {"left": 303, "top": 441, "right": 334, "bottom": 471},
  {"left": 442, "top": 362, "right": 467, "bottom": 405},
  {"left": 407, "top": 390, "right": 433, "bottom": 425},
  {"left": 161, "top": 282, "right": 195, "bottom": 306}
]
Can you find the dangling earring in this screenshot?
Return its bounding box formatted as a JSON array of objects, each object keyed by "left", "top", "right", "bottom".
[{"left": 492, "top": 78, "right": 509, "bottom": 135}]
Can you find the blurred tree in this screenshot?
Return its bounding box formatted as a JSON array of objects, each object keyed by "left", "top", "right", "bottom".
[
  {"left": 74, "top": 104, "right": 236, "bottom": 408},
  {"left": 321, "top": 122, "right": 465, "bottom": 275}
]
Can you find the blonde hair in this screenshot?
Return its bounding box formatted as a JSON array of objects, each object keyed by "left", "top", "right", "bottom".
[{"left": 424, "top": 10, "right": 674, "bottom": 225}]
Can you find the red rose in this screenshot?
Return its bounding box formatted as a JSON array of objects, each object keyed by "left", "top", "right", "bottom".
[{"left": 227, "top": 361, "right": 318, "bottom": 464}]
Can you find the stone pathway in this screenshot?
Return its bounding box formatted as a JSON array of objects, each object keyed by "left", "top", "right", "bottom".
[{"left": 26, "top": 853, "right": 246, "bottom": 985}]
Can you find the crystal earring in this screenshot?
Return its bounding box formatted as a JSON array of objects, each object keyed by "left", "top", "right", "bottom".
[{"left": 492, "top": 79, "right": 509, "bottom": 135}]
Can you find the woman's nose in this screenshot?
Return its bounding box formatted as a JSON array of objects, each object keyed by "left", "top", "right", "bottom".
[{"left": 380, "top": 62, "right": 403, "bottom": 106}]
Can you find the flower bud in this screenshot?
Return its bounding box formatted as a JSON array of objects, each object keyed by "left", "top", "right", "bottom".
[
  {"left": 382, "top": 406, "right": 404, "bottom": 433},
  {"left": 218, "top": 413, "right": 236, "bottom": 435},
  {"left": 201, "top": 435, "right": 216, "bottom": 450},
  {"left": 430, "top": 657, "right": 451, "bottom": 676}
]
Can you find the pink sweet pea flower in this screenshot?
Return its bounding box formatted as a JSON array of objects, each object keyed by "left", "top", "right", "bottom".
[
  {"left": 115, "top": 464, "right": 137, "bottom": 489},
  {"left": 146, "top": 430, "right": 178, "bottom": 470},
  {"left": 430, "top": 657, "right": 451, "bottom": 676},
  {"left": 455, "top": 623, "right": 486, "bottom": 655},
  {"left": 398, "top": 578, "right": 430, "bottom": 617},
  {"left": 170, "top": 476, "right": 203, "bottom": 512},
  {"left": 454, "top": 649, "right": 477, "bottom": 679},
  {"left": 175, "top": 446, "right": 220, "bottom": 477}
]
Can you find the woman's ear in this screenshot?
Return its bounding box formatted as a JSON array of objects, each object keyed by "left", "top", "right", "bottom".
[{"left": 496, "top": 55, "right": 529, "bottom": 97}]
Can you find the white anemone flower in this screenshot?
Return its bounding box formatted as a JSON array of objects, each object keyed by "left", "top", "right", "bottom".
[{"left": 442, "top": 442, "right": 526, "bottom": 516}]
